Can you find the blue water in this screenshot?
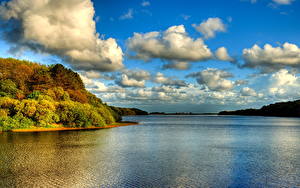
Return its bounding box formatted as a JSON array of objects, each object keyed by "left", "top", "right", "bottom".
[{"left": 1, "top": 115, "right": 300, "bottom": 187}]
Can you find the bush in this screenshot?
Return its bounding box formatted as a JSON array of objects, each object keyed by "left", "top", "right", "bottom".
[
  {"left": 0, "top": 114, "right": 34, "bottom": 131},
  {"left": 57, "top": 101, "right": 109, "bottom": 127},
  {"left": 0, "top": 116, "right": 18, "bottom": 131},
  {"left": 13, "top": 113, "right": 35, "bottom": 128},
  {"left": 15, "top": 99, "right": 38, "bottom": 117},
  {"left": 35, "top": 99, "right": 59, "bottom": 126},
  {"left": 96, "top": 105, "right": 116, "bottom": 124},
  {"left": 0, "top": 97, "right": 19, "bottom": 116}
]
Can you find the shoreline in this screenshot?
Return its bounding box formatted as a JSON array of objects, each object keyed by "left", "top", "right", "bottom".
[{"left": 8, "top": 122, "right": 139, "bottom": 133}]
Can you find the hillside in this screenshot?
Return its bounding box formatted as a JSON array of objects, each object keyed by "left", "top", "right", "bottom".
[
  {"left": 219, "top": 100, "right": 300, "bottom": 117},
  {"left": 0, "top": 58, "right": 146, "bottom": 131}
]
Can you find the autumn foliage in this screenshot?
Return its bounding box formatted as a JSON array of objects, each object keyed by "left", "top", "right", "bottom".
[{"left": 0, "top": 58, "right": 123, "bottom": 131}]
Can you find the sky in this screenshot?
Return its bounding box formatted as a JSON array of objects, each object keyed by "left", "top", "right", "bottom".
[{"left": 0, "top": 0, "right": 300, "bottom": 112}]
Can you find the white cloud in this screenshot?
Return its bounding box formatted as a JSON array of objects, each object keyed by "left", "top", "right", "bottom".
[
  {"left": 243, "top": 43, "right": 300, "bottom": 72},
  {"left": 215, "top": 47, "right": 234, "bottom": 62},
  {"left": 110, "top": 69, "right": 151, "bottom": 88},
  {"left": 127, "top": 25, "right": 213, "bottom": 67},
  {"left": 82, "top": 71, "right": 102, "bottom": 79},
  {"left": 162, "top": 61, "right": 190, "bottom": 70},
  {"left": 121, "top": 69, "right": 151, "bottom": 81},
  {"left": 0, "top": 0, "right": 124, "bottom": 72},
  {"left": 187, "top": 68, "right": 234, "bottom": 91},
  {"left": 240, "top": 87, "right": 257, "bottom": 96},
  {"left": 153, "top": 72, "right": 187, "bottom": 87},
  {"left": 120, "top": 9, "right": 134, "bottom": 20},
  {"left": 116, "top": 74, "right": 145, "bottom": 88},
  {"left": 103, "top": 83, "right": 250, "bottom": 109},
  {"left": 141, "top": 1, "right": 150, "bottom": 7},
  {"left": 235, "top": 80, "right": 249, "bottom": 86},
  {"left": 272, "top": 0, "right": 294, "bottom": 4},
  {"left": 193, "top": 17, "right": 226, "bottom": 39},
  {"left": 80, "top": 74, "right": 107, "bottom": 92},
  {"left": 268, "top": 69, "right": 298, "bottom": 96},
  {"left": 247, "top": 69, "right": 300, "bottom": 100},
  {"left": 270, "top": 69, "right": 297, "bottom": 86}
]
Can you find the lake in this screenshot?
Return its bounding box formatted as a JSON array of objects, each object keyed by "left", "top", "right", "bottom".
[{"left": 1, "top": 115, "right": 300, "bottom": 187}]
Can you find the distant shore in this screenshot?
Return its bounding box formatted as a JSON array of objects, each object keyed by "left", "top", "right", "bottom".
[
  {"left": 8, "top": 122, "right": 138, "bottom": 133},
  {"left": 149, "top": 112, "right": 217, "bottom": 115}
]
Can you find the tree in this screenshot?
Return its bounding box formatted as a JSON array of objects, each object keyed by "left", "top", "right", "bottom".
[{"left": 0, "top": 79, "right": 18, "bottom": 97}]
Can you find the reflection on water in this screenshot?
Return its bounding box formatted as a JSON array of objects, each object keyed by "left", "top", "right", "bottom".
[{"left": 1, "top": 115, "right": 300, "bottom": 187}]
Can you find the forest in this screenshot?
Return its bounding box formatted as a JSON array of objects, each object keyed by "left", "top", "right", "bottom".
[
  {"left": 219, "top": 100, "right": 300, "bottom": 117},
  {"left": 0, "top": 58, "right": 147, "bottom": 131}
]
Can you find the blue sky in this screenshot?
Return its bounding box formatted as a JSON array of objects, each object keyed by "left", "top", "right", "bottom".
[{"left": 0, "top": 0, "right": 300, "bottom": 112}]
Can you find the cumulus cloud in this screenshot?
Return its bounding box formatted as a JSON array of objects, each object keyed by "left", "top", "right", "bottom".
[
  {"left": 240, "top": 87, "right": 257, "bottom": 96},
  {"left": 267, "top": 69, "right": 299, "bottom": 96},
  {"left": 121, "top": 69, "right": 151, "bottom": 81},
  {"left": 103, "top": 83, "right": 253, "bottom": 110},
  {"left": 243, "top": 43, "right": 300, "bottom": 72},
  {"left": 127, "top": 25, "right": 213, "bottom": 68},
  {"left": 81, "top": 71, "right": 102, "bottom": 79},
  {"left": 215, "top": 47, "right": 235, "bottom": 62},
  {"left": 116, "top": 74, "right": 145, "bottom": 88},
  {"left": 193, "top": 17, "right": 226, "bottom": 39},
  {"left": 187, "top": 68, "right": 234, "bottom": 91},
  {"left": 80, "top": 74, "right": 108, "bottom": 91},
  {"left": 113, "top": 69, "right": 151, "bottom": 88},
  {"left": 153, "top": 72, "right": 188, "bottom": 87},
  {"left": 80, "top": 71, "right": 116, "bottom": 80},
  {"left": 0, "top": 0, "right": 123, "bottom": 72},
  {"left": 120, "top": 9, "right": 134, "bottom": 20},
  {"left": 235, "top": 80, "right": 249, "bottom": 86},
  {"left": 247, "top": 69, "right": 300, "bottom": 100},
  {"left": 162, "top": 61, "right": 190, "bottom": 70}
]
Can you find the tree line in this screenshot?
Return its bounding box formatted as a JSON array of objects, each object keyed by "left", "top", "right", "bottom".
[
  {"left": 219, "top": 100, "right": 300, "bottom": 117},
  {"left": 0, "top": 58, "right": 147, "bottom": 131}
]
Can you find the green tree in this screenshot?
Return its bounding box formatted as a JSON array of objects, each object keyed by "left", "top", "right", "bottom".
[{"left": 0, "top": 79, "right": 18, "bottom": 97}]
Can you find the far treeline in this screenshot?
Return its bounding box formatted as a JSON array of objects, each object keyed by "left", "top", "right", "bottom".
[
  {"left": 0, "top": 58, "right": 147, "bottom": 131},
  {"left": 219, "top": 100, "right": 300, "bottom": 117}
]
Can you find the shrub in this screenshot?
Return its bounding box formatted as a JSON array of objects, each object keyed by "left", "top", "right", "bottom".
[
  {"left": 0, "top": 116, "right": 18, "bottom": 131},
  {"left": 35, "top": 99, "right": 59, "bottom": 126},
  {"left": 0, "top": 114, "right": 35, "bottom": 131},
  {"left": 13, "top": 113, "right": 35, "bottom": 128},
  {"left": 0, "top": 97, "right": 19, "bottom": 116},
  {"left": 15, "top": 99, "right": 38, "bottom": 118}
]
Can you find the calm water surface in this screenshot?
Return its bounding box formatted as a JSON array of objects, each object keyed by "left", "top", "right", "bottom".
[{"left": 1, "top": 115, "right": 300, "bottom": 187}]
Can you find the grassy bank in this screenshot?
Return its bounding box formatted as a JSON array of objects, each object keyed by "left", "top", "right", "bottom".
[{"left": 3, "top": 122, "right": 138, "bottom": 133}]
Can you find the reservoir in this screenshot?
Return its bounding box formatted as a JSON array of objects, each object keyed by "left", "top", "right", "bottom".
[{"left": 1, "top": 115, "right": 300, "bottom": 187}]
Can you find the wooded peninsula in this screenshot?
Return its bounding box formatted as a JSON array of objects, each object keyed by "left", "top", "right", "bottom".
[
  {"left": 219, "top": 100, "right": 300, "bottom": 117},
  {"left": 0, "top": 58, "right": 147, "bottom": 131}
]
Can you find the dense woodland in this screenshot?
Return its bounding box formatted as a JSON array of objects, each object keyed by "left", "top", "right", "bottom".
[
  {"left": 219, "top": 100, "right": 300, "bottom": 117},
  {"left": 0, "top": 58, "right": 147, "bottom": 131}
]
